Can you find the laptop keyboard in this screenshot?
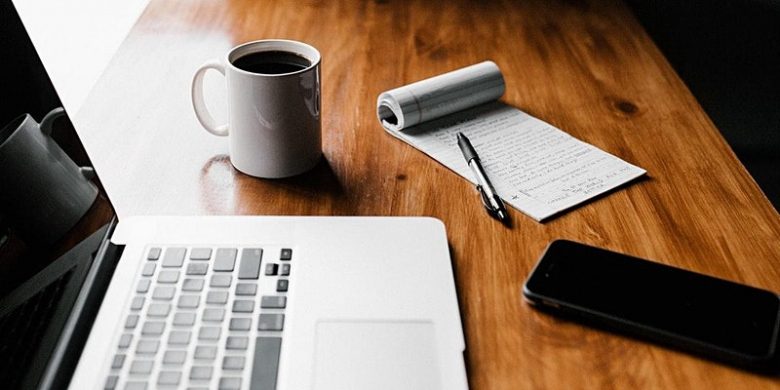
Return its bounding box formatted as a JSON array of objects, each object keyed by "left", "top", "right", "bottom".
[
  {"left": 0, "top": 270, "right": 74, "bottom": 389},
  {"left": 104, "top": 246, "right": 292, "bottom": 390}
]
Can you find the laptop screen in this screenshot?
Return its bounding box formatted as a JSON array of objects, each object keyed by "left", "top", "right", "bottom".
[
  {"left": 0, "top": 1, "right": 116, "bottom": 305},
  {"left": 0, "top": 2, "right": 121, "bottom": 387}
]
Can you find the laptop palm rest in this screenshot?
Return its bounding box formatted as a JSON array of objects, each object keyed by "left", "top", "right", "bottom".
[{"left": 313, "top": 320, "right": 441, "bottom": 390}]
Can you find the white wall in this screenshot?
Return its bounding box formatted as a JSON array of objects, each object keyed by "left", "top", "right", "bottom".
[{"left": 13, "top": 0, "right": 151, "bottom": 114}]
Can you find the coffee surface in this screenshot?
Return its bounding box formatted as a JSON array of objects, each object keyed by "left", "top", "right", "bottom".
[{"left": 232, "top": 51, "right": 310, "bottom": 74}]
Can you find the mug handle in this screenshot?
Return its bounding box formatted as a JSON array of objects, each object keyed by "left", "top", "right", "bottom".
[
  {"left": 39, "top": 107, "right": 98, "bottom": 183},
  {"left": 40, "top": 107, "right": 66, "bottom": 136},
  {"left": 191, "top": 59, "right": 229, "bottom": 137}
]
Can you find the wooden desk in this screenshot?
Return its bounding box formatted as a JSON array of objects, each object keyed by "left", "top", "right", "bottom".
[{"left": 75, "top": 0, "right": 780, "bottom": 388}]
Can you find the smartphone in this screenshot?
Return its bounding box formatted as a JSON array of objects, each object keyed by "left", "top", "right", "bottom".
[{"left": 523, "top": 239, "right": 780, "bottom": 371}]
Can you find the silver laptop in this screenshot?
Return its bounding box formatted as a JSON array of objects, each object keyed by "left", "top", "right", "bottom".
[{"left": 0, "top": 2, "right": 467, "bottom": 389}]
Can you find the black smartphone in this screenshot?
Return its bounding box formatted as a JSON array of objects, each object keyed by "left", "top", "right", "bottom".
[{"left": 523, "top": 239, "right": 780, "bottom": 371}]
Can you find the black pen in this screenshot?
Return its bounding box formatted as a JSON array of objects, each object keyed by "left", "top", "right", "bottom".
[{"left": 456, "top": 132, "right": 509, "bottom": 222}]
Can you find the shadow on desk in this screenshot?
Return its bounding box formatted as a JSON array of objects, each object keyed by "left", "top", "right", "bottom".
[
  {"left": 198, "top": 154, "right": 345, "bottom": 215},
  {"left": 528, "top": 301, "right": 780, "bottom": 376}
]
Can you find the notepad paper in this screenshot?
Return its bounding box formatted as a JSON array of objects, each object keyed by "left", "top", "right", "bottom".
[{"left": 376, "top": 62, "right": 646, "bottom": 221}]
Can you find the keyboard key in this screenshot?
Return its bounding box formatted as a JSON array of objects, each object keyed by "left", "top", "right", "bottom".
[
  {"left": 235, "top": 283, "right": 257, "bottom": 296},
  {"left": 203, "top": 308, "right": 225, "bottom": 322},
  {"left": 111, "top": 354, "right": 125, "bottom": 369},
  {"left": 232, "top": 299, "right": 254, "bottom": 313},
  {"left": 214, "top": 248, "right": 237, "bottom": 271},
  {"left": 276, "top": 279, "right": 289, "bottom": 292},
  {"left": 264, "top": 263, "right": 278, "bottom": 276},
  {"left": 141, "top": 262, "right": 156, "bottom": 277},
  {"left": 190, "top": 366, "right": 213, "bottom": 380},
  {"left": 130, "top": 296, "right": 145, "bottom": 311},
  {"left": 178, "top": 295, "right": 200, "bottom": 309},
  {"left": 194, "top": 345, "right": 217, "bottom": 360},
  {"left": 157, "top": 270, "right": 180, "bottom": 284},
  {"left": 104, "top": 375, "right": 118, "bottom": 390},
  {"left": 147, "top": 303, "right": 171, "bottom": 317},
  {"left": 182, "top": 278, "right": 204, "bottom": 291},
  {"left": 130, "top": 360, "right": 153, "bottom": 374},
  {"left": 163, "top": 350, "right": 186, "bottom": 364},
  {"left": 118, "top": 333, "right": 133, "bottom": 349},
  {"left": 198, "top": 326, "right": 221, "bottom": 340},
  {"left": 258, "top": 314, "right": 285, "bottom": 331},
  {"left": 152, "top": 286, "right": 175, "bottom": 300},
  {"left": 190, "top": 248, "right": 212, "bottom": 260},
  {"left": 124, "top": 381, "right": 147, "bottom": 390},
  {"left": 222, "top": 356, "right": 245, "bottom": 370},
  {"left": 206, "top": 291, "right": 229, "bottom": 304},
  {"left": 218, "top": 377, "right": 242, "bottom": 390},
  {"left": 162, "top": 247, "right": 186, "bottom": 267},
  {"left": 251, "top": 337, "right": 281, "bottom": 389},
  {"left": 225, "top": 336, "right": 248, "bottom": 350},
  {"left": 141, "top": 321, "right": 166, "bottom": 336},
  {"left": 280, "top": 263, "right": 290, "bottom": 276},
  {"left": 125, "top": 314, "right": 139, "bottom": 329},
  {"left": 157, "top": 371, "right": 181, "bottom": 385},
  {"left": 147, "top": 247, "right": 162, "bottom": 260},
  {"left": 280, "top": 248, "right": 292, "bottom": 260},
  {"left": 136, "top": 279, "right": 151, "bottom": 293},
  {"left": 260, "top": 296, "right": 286, "bottom": 309},
  {"left": 168, "top": 330, "right": 191, "bottom": 345},
  {"left": 173, "top": 312, "right": 196, "bottom": 326},
  {"left": 187, "top": 262, "right": 209, "bottom": 275},
  {"left": 210, "top": 275, "right": 232, "bottom": 288},
  {"left": 238, "top": 248, "right": 263, "bottom": 279},
  {"left": 136, "top": 340, "right": 160, "bottom": 354},
  {"left": 229, "top": 318, "right": 252, "bottom": 331}
]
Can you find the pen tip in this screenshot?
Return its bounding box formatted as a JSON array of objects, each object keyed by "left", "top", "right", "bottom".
[{"left": 497, "top": 210, "right": 512, "bottom": 227}]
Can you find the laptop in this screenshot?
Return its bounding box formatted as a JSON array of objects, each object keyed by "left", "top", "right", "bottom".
[{"left": 0, "top": 2, "right": 468, "bottom": 389}]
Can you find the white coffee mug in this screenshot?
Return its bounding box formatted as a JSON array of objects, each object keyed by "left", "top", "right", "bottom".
[{"left": 191, "top": 39, "right": 322, "bottom": 178}]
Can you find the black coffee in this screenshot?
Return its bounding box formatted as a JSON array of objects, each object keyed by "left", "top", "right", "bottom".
[{"left": 232, "top": 51, "right": 311, "bottom": 74}]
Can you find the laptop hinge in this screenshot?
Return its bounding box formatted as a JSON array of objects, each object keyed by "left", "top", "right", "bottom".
[{"left": 37, "top": 217, "right": 125, "bottom": 390}]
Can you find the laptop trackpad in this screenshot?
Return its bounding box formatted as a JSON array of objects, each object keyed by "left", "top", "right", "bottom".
[{"left": 313, "top": 320, "right": 441, "bottom": 390}]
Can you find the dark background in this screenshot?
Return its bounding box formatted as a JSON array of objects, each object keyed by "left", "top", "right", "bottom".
[{"left": 626, "top": 0, "right": 780, "bottom": 210}]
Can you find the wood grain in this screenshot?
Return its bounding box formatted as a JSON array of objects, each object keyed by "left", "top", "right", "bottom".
[{"left": 75, "top": 0, "right": 780, "bottom": 388}]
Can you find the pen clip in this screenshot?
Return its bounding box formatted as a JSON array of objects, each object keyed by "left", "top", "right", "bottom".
[{"left": 476, "top": 185, "right": 497, "bottom": 213}]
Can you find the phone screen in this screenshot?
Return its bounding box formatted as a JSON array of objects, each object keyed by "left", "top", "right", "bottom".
[{"left": 524, "top": 240, "right": 780, "bottom": 359}]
